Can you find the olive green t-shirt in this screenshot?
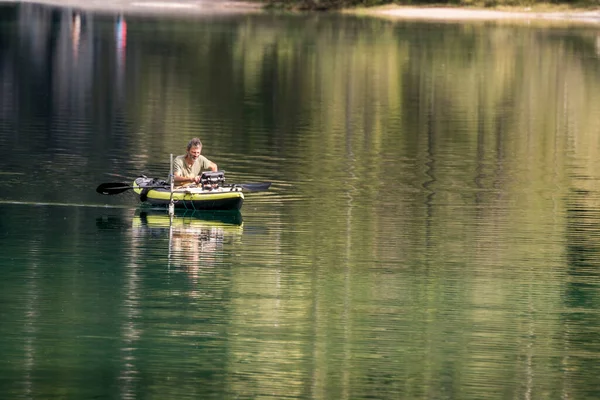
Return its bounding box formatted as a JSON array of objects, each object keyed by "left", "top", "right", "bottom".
[{"left": 173, "top": 154, "right": 212, "bottom": 181}]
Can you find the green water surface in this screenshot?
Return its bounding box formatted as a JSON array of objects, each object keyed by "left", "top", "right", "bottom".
[{"left": 1, "top": 4, "right": 600, "bottom": 399}]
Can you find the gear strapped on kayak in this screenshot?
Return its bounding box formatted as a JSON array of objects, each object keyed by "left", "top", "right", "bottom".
[{"left": 199, "top": 171, "right": 225, "bottom": 190}]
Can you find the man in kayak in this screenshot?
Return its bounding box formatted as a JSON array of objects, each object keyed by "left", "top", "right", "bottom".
[{"left": 173, "top": 138, "right": 218, "bottom": 186}]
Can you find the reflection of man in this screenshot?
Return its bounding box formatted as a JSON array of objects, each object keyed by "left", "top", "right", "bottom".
[
  {"left": 173, "top": 138, "right": 218, "bottom": 186},
  {"left": 172, "top": 232, "right": 201, "bottom": 263},
  {"left": 172, "top": 228, "right": 222, "bottom": 283}
]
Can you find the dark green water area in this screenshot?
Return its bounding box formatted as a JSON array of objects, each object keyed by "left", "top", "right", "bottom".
[{"left": 1, "top": 3, "right": 600, "bottom": 398}]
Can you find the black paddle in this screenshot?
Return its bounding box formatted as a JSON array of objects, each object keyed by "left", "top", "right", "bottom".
[
  {"left": 228, "top": 182, "right": 272, "bottom": 192},
  {"left": 96, "top": 182, "right": 167, "bottom": 195},
  {"left": 96, "top": 181, "right": 272, "bottom": 195}
]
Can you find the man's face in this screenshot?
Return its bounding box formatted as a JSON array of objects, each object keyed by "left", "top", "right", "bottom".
[{"left": 188, "top": 146, "right": 202, "bottom": 161}]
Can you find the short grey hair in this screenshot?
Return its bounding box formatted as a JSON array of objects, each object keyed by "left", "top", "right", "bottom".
[{"left": 187, "top": 138, "right": 203, "bottom": 151}]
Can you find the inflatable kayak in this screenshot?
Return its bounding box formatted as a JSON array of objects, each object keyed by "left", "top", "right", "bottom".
[
  {"left": 96, "top": 171, "right": 270, "bottom": 211},
  {"left": 132, "top": 174, "right": 244, "bottom": 211}
]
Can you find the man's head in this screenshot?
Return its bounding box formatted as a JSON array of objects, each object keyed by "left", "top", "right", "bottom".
[
  {"left": 186, "top": 138, "right": 203, "bottom": 161},
  {"left": 187, "top": 138, "right": 202, "bottom": 151}
]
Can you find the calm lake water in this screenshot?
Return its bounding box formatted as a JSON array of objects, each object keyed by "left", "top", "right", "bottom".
[{"left": 1, "top": 3, "right": 600, "bottom": 399}]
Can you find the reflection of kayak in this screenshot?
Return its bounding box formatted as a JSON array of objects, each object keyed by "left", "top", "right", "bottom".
[
  {"left": 133, "top": 176, "right": 244, "bottom": 211},
  {"left": 132, "top": 210, "right": 243, "bottom": 264},
  {"left": 134, "top": 209, "right": 243, "bottom": 230}
]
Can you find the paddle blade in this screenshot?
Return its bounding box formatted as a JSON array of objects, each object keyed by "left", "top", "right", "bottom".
[
  {"left": 238, "top": 182, "right": 271, "bottom": 192},
  {"left": 96, "top": 182, "right": 132, "bottom": 195}
]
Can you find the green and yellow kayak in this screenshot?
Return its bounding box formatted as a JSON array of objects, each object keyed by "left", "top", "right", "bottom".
[{"left": 132, "top": 177, "right": 244, "bottom": 211}]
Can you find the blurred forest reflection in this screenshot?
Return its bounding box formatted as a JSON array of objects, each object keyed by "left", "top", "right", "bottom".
[{"left": 1, "top": 4, "right": 600, "bottom": 399}]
